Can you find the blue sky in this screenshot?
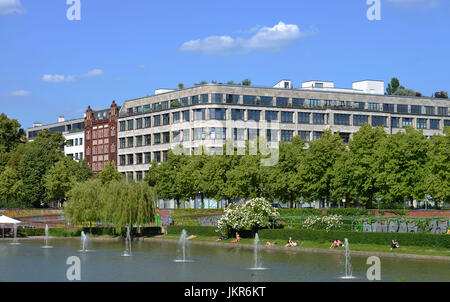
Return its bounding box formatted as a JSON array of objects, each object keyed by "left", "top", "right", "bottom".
[{"left": 0, "top": 0, "right": 449, "bottom": 130}]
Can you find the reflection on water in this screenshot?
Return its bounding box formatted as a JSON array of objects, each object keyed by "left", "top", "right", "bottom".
[{"left": 0, "top": 239, "right": 448, "bottom": 282}]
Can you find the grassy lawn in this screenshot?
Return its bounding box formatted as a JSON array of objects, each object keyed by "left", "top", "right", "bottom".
[{"left": 158, "top": 235, "right": 450, "bottom": 257}]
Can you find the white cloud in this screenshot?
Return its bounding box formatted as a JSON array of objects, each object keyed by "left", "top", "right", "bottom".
[
  {"left": 5, "top": 89, "right": 29, "bottom": 97},
  {"left": 0, "top": 0, "right": 25, "bottom": 15},
  {"left": 42, "top": 69, "right": 104, "bottom": 83},
  {"left": 138, "top": 64, "right": 146, "bottom": 69},
  {"left": 180, "top": 22, "right": 312, "bottom": 55}
]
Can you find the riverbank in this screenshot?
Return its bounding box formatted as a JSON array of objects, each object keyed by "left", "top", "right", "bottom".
[{"left": 2, "top": 234, "right": 448, "bottom": 261}]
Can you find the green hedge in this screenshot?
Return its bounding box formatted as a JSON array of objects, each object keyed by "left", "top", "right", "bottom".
[
  {"left": 167, "top": 226, "right": 219, "bottom": 237},
  {"left": 278, "top": 208, "right": 323, "bottom": 216},
  {"left": 258, "top": 229, "right": 450, "bottom": 248},
  {"left": 17, "top": 227, "right": 162, "bottom": 237},
  {"left": 325, "top": 208, "right": 368, "bottom": 216}
]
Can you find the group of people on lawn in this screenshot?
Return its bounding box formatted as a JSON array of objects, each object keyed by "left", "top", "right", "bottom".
[{"left": 214, "top": 232, "right": 399, "bottom": 251}]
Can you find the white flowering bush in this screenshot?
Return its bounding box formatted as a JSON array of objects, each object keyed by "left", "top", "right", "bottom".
[
  {"left": 301, "top": 215, "right": 344, "bottom": 232},
  {"left": 216, "top": 197, "right": 280, "bottom": 236}
]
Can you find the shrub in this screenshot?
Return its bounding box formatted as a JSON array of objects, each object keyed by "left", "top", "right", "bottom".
[
  {"left": 301, "top": 215, "right": 344, "bottom": 232},
  {"left": 326, "top": 208, "right": 368, "bottom": 216}
]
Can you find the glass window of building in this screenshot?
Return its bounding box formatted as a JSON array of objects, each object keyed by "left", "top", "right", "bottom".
[
  {"left": 225, "top": 94, "right": 239, "bottom": 104},
  {"left": 119, "top": 155, "right": 126, "bottom": 166},
  {"left": 193, "top": 109, "right": 206, "bottom": 120},
  {"left": 161, "top": 101, "right": 169, "bottom": 110},
  {"left": 163, "top": 132, "right": 170, "bottom": 143},
  {"left": 200, "top": 94, "right": 209, "bottom": 103},
  {"left": 144, "top": 152, "right": 151, "bottom": 164},
  {"left": 265, "top": 111, "right": 278, "bottom": 122},
  {"left": 194, "top": 128, "right": 206, "bottom": 140},
  {"left": 143, "top": 104, "right": 151, "bottom": 113},
  {"left": 411, "top": 105, "right": 421, "bottom": 114},
  {"left": 276, "top": 97, "right": 289, "bottom": 107},
  {"left": 372, "top": 116, "right": 387, "bottom": 127},
  {"left": 162, "top": 151, "right": 168, "bottom": 162},
  {"left": 248, "top": 110, "right": 260, "bottom": 121},
  {"left": 136, "top": 118, "right": 143, "bottom": 129},
  {"left": 281, "top": 111, "right": 293, "bottom": 123},
  {"left": 243, "top": 95, "right": 256, "bottom": 105},
  {"left": 127, "top": 137, "right": 133, "bottom": 148},
  {"left": 417, "top": 118, "right": 427, "bottom": 129},
  {"left": 306, "top": 99, "right": 321, "bottom": 108},
  {"left": 145, "top": 134, "right": 151, "bottom": 145},
  {"left": 383, "top": 104, "right": 395, "bottom": 113},
  {"left": 402, "top": 118, "right": 413, "bottom": 128},
  {"left": 211, "top": 93, "right": 224, "bottom": 103},
  {"left": 313, "top": 113, "right": 325, "bottom": 125},
  {"left": 210, "top": 108, "right": 226, "bottom": 120},
  {"left": 182, "top": 110, "right": 190, "bottom": 122},
  {"left": 233, "top": 128, "right": 245, "bottom": 141},
  {"left": 163, "top": 114, "right": 170, "bottom": 125},
  {"left": 119, "top": 121, "right": 126, "bottom": 131},
  {"left": 437, "top": 107, "right": 448, "bottom": 116},
  {"left": 323, "top": 100, "right": 336, "bottom": 107},
  {"left": 430, "top": 119, "right": 440, "bottom": 129},
  {"left": 298, "top": 131, "right": 310, "bottom": 142},
  {"left": 136, "top": 153, "right": 143, "bottom": 164},
  {"left": 136, "top": 135, "right": 143, "bottom": 147},
  {"left": 248, "top": 129, "right": 259, "bottom": 141},
  {"left": 209, "top": 127, "right": 226, "bottom": 140},
  {"left": 154, "top": 151, "right": 161, "bottom": 163},
  {"left": 368, "top": 103, "right": 380, "bottom": 111},
  {"left": 313, "top": 131, "right": 323, "bottom": 140},
  {"left": 143, "top": 117, "right": 150, "bottom": 128},
  {"left": 154, "top": 115, "right": 161, "bottom": 126},
  {"left": 260, "top": 96, "right": 273, "bottom": 106},
  {"left": 424, "top": 106, "right": 435, "bottom": 115},
  {"left": 281, "top": 130, "right": 293, "bottom": 142},
  {"left": 127, "top": 119, "right": 134, "bottom": 130},
  {"left": 353, "top": 102, "right": 365, "bottom": 110},
  {"left": 127, "top": 154, "right": 134, "bottom": 165},
  {"left": 298, "top": 112, "right": 310, "bottom": 124},
  {"left": 292, "top": 98, "right": 305, "bottom": 108},
  {"left": 444, "top": 120, "right": 450, "bottom": 127},
  {"left": 397, "top": 104, "right": 409, "bottom": 114},
  {"left": 353, "top": 115, "right": 369, "bottom": 126},
  {"left": 266, "top": 129, "right": 278, "bottom": 142},
  {"left": 191, "top": 95, "right": 199, "bottom": 105},
  {"left": 136, "top": 171, "right": 143, "bottom": 181},
  {"left": 232, "top": 109, "right": 245, "bottom": 120},
  {"left": 183, "top": 129, "right": 190, "bottom": 141},
  {"left": 334, "top": 114, "right": 350, "bottom": 125},
  {"left": 154, "top": 133, "right": 161, "bottom": 144},
  {"left": 181, "top": 97, "right": 189, "bottom": 106},
  {"left": 173, "top": 112, "right": 180, "bottom": 124},
  {"left": 391, "top": 117, "right": 400, "bottom": 128}
]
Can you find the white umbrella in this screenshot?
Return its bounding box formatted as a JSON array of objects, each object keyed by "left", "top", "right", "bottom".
[{"left": 0, "top": 215, "right": 21, "bottom": 224}]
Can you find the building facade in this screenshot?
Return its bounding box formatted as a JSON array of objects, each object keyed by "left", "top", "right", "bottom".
[
  {"left": 84, "top": 101, "right": 120, "bottom": 173},
  {"left": 27, "top": 116, "right": 85, "bottom": 160},
  {"left": 117, "top": 80, "right": 450, "bottom": 188}
]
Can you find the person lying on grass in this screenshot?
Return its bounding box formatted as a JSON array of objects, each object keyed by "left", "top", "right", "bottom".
[
  {"left": 284, "top": 237, "right": 299, "bottom": 247},
  {"left": 265, "top": 241, "right": 277, "bottom": 246},
  {"left": 330, "top": 239, "right": 344, "bottom": 249},
  {"left": 231, "top": 232, "right": 242, "bottom": 243}
]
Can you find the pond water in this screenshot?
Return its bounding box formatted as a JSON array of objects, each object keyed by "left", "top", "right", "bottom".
[{"left": 0, "top": 239, "right": 448, "bottom": 282}]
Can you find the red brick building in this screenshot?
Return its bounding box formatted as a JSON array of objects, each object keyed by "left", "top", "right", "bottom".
[{"left": 84, "top": 101, "right": 120, "bottom": 173}]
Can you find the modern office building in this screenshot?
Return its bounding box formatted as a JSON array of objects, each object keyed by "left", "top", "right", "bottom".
[
  {"left": 27, "top": 116, "right": 85, "bottom": 160},
  {"left": 117, "top": 79, "right": 450, "bottom": 191},
  {"left": 84, "top": 101, "right": 120, "bottom": 173}
]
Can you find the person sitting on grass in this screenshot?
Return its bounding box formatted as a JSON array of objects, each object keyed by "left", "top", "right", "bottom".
[
  {"left": 231, "top": 232, "right": 242, "bottom": 243},
  {"left": 265, "top": 241, "right": 277, "bottom": 246},
  {"left": 330, "top": 239, "right": 344, "bottom": 249},
  {"left": 390, "top": 239, "right": 399, "bottom": 251},
  {"left": 284, "top": 237, "right": 299, "bottom": 247}
]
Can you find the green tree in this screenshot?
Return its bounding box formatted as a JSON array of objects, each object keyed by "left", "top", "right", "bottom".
[
  {"left": 17, "top": 130, "right": 65, "bottom": 207},
  {"left": 425, "top": 127, "right": 450, "bottom": 203},
  {"left": 241, "top": 79, "right": 251, "bottom": 86},
  {"left": 386, "top": 78, "right": 400, "bottom": 95},
  {"left": 97, "top": 161, "right": 123, "bottom": 184},
  {"left": 65, "top": 179, "right": 104, "bottom": 228},
  {"left": 178, "top": 82, "right": 184, "bottom": 90},
  {"left": 0, "top": 166, "right": 25, "bottom": 208},
  {"left": 0, "top": 113, "right": 26, "bottom": 154}
]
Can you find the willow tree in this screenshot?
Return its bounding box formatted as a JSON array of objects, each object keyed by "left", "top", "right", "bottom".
[
  {"left": 64, "top": 179, "right": 104, "bottom": 229},
  {"left": 101, "top": 180, "right": 156, "bottom": 233}
]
